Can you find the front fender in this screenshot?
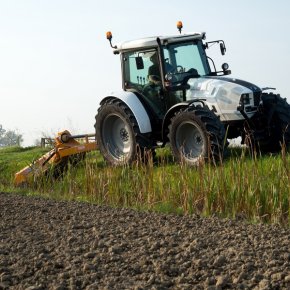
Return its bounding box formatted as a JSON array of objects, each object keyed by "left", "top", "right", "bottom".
[
  {"left": 100, "top": 91, "right": 152, "bottom": 133},
  {"left": 162, "top": 102, "right": 190, "bottom": 141}
]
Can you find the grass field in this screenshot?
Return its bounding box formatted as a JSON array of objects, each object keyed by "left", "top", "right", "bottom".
[{"left": 0, "top": 145, "right": 289, "bottom": 225}]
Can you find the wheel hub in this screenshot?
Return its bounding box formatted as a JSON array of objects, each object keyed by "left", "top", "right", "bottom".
[
  {"left": 194, "top": 134, "right": 203, "bottom": 145},
  {"left": 120, "top": 128, "right": 129, "bottom": 142},
  {"left": 175, "top": 121, "right": 205, "bottom": 159}
]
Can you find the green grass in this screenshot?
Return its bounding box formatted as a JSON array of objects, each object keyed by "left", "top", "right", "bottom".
[
  {"left": 0, "top": 145, "right": 289, "bottom": 225},
  {"left": 0, "top": 146, "right": 48, "bottom": 189}
]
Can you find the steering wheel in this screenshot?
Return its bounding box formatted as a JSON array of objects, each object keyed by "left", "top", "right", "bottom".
[
  {"left": 167, "top": 65, "right": 184, "bottom": 74},
  {"left": 165, "top": 65, "right": 185, "bottom": 82}
]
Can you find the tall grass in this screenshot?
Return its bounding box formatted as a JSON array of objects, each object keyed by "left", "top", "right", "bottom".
[
  {"left": 29, "top": 147, "right": 290, "bottom": 225},
  {"left": 1, "top": 146, "right": 289, "bottom": 225}
]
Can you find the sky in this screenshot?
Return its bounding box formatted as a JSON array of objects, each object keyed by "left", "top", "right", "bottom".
[{"left": 1, "top": 0, "right": 290, "bottom": 146}]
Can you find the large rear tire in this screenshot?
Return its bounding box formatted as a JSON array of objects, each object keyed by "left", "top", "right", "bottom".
[
  {"left": 95, "top": 98, "right": 154, "bottom": 166},
  {"left": 168, "top": 106, "right": 227, "bottom": 166}
]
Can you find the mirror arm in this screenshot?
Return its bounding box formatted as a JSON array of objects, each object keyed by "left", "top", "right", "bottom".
[{"left": 205, "top": 40, "right": 226, "bottom": 55}]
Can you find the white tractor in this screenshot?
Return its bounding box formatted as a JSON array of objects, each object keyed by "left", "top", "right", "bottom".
[{"left": 95, "top": 22, "right": 290, "bottom": 166}]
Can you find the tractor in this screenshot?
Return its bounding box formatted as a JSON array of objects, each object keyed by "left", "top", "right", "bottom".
[{"left": 95, "top": 21, "right": 290, "bottom": 166}]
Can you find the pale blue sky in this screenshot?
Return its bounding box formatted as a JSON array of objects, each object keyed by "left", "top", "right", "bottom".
[{"left": 1, "top": 0, "right": 290, "bottom": 145}]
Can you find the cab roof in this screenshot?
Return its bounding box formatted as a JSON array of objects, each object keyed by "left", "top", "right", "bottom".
[{"left": 113, "top": 32, "right": 206, "bottom": 53}]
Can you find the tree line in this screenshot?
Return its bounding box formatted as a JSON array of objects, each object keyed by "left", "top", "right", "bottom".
[{"left": 0, "top": 124, "right": 23, "bottom": 147}]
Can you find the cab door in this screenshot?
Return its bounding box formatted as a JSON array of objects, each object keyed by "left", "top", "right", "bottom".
[{"left": 122, "top": 49, "right": 166, "bottom": 117}]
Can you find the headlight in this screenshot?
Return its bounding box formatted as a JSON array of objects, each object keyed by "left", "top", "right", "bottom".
[
  {"left": 240, "top": 93, "right": 250, "bottom": 105},
  {"left": 222, "top": 63, "right": 229, "bottom": 71}
]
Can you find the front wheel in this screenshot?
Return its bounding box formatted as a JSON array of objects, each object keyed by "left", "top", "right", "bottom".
[
  {"left": 247, "top": 93, "right": 290, "bottom": 153},
  {"left": 168, "top": 106, "right": 227, "bottom": 166}
]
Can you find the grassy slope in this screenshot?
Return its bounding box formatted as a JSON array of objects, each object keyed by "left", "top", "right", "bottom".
[
  {"left": 0, "top": 146, "right": 48, "bottom": 188},
  {"left": 0, "top": 146, "right": 289, "bottom": 225}
]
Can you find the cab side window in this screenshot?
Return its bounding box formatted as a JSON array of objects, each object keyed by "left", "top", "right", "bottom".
[{"left": 123, "top": 49, "right": 158, "bottom": 91}]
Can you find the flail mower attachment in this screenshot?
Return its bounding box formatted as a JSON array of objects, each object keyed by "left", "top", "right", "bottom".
[{"left": 14, "top": 130, "right": 97, "bottom": 186}]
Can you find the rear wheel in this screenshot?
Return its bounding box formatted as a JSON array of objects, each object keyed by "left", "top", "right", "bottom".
[
  {"left": 95, "top": 98, "right": 154, "bottom": 165},
  {"left": 169, "top": 106, "right": 227, "bottom": 166}
]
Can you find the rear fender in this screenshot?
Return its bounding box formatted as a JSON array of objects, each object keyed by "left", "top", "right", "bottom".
[{"left": 100, "top": 91, "right": 152, "bottom": 133}]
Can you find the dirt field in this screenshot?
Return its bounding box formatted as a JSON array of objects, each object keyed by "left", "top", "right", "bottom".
[{"left": 0, "top": 192, "right": 289, "bottom": 289}]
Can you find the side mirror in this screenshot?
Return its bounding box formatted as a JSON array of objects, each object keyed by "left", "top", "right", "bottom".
[
  {"left": 220, "top": 42, "right": 226, "bottom": 55},
  {"left": 205, "top": 40, "right": 226, "bottom": 55},
  {"left": 135, "top": 57, "right": 144, "bottom": 70}
]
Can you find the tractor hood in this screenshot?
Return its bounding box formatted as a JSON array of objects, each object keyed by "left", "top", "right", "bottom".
[{"left": 186, "top": 76, "right": 262, "bottom": 122}]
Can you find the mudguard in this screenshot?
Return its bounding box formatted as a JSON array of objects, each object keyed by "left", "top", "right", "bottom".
[{"left": 101, "top": 91, "right": 152, "bottom": 133}]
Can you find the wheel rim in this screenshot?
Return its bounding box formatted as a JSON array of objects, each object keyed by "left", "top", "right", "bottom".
[
  {"left": 102, "top": 114, "right": 132, "bottom": 161},
  {"left": 175, "top": 121, "right": 206, "bottom": 161}
]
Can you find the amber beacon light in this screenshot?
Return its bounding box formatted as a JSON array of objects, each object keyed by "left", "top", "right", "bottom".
[
  {"left": 177, "top": 21, "right": 183, "bottom": 34},
  {"left": 106, "top": 31, "right": 112, "bottom": 40},
  {"left": 106, "top": 31, "right": 117, "bottom": 48}
]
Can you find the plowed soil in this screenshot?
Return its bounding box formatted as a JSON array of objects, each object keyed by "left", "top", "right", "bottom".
[{"left": 0, "top": 192, "right": 289, "bottom": 289}]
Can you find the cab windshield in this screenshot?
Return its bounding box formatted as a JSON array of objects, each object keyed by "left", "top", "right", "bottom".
[{"left": 162, "top": 40, "right": 210, "bottom": 84}]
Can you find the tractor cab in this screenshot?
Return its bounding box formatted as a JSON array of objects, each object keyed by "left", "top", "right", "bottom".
[{"left": 107, "top": 24, "right": 230, "bottom": 118}]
